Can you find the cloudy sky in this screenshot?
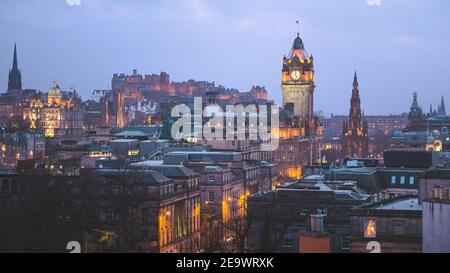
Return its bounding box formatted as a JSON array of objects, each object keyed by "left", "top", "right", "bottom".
[{"left": 0, "top": 0, "right": 449, "bottom": 115}]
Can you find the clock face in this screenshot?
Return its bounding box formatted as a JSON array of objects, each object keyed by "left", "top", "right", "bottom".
[{"left": 290, "top": 70, "right": 301, "bottom": 81}]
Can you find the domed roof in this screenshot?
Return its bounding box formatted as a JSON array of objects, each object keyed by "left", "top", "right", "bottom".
[
  {"left": 48, "top": 80, "right": 60, "bottom": 95},
  {"left": 293, "top": 33, "right": 304, "bottom": 50}
]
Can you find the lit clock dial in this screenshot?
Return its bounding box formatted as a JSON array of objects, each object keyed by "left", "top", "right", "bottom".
[{"left": 290, "top": 70, "right": 301, "bottom": 81}]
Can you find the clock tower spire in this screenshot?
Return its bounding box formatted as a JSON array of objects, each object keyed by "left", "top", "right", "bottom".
[{"left": 281, "top": 32, "right": 315, "bottom": 133}]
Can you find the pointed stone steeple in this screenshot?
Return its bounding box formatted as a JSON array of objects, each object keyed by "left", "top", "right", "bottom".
[
  {"left": 343, "top": 71, "right": 369, "bottom": 158},
  {"left": 12, "top": 44, "right": 18, "bottom": 70},
  {"left": 350, "top": 71, "right": 361, "bottom": 121},
  {"left": 438, "top": 95, "right": 446, "bottom": 116},
  {"left": 8, "top": 44, "right": 22, "bottom": 91}
]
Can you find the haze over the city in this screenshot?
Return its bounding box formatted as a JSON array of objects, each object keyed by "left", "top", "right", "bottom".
[{"left": 0, "top": 0, "right": 449, "bottom": 115}]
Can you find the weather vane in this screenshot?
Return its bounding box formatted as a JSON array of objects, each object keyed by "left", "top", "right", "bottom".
[{"left": 295, "top": 19, "right": 300, "bottom": 34}]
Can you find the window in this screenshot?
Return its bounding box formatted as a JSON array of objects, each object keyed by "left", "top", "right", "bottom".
[
  {"left": 300, "top": 208, "right": 310, "bottom": 216},
  {"left": 282, "top": 237, "right": 293, "bottom": 248},
  {"left": 393, "top": 220, "right": 405, "bottom": 236},
  {"left": 364, "top": 219, "right": 376, "bottom": 238},
  {"left": 208, "top": 192, "right": 215, "bottom": 202},
  {"left": 318, "top": 207, "right": 328, "bottom": 216},
  {"left": 341, "top": 234, "right": 351, "bottom": 250},
  {"left": 409, "top": 177, "right": 415, "bottom": 185},
  {"left": 390, "top": 176, "right": 396, "bottom": 185},
  {"left": 400, "top": 176, "right": 405, "bottom": 185},
  {"left": 127, "top": 149, "right": 139, "bottom": 156}
]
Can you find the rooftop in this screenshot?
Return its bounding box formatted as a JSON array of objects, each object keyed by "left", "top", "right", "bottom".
[
  {"left": 372, "top": 197, "right": 421, "bottom": 211},
  {"left": 114, "top": 130, "right": 148, "bottom": 137},
  {"left": 129, "top": 161, "right": 198, "bottom": 178},
  {"left": 91, "top": 169, "right": 171, "bottom": 184},
  {"left": 110, "top": 138, "right": 139, "bottom": 143}
]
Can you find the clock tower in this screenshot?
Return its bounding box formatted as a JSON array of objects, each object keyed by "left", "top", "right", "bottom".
[{"left": 281, "top": 33, "right": 315, "bottom": 126}]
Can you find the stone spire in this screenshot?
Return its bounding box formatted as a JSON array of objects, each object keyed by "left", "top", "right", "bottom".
[
  {"left": 8, "top": 44, "right": 22, "bottom": 91},
  {"left": 438, "top": 95, "right": 446, "bottom": 116}
]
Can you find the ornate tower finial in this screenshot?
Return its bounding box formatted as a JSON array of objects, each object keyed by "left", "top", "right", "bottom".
[{"left": 353, "top": 70, "right": 358, "bottom": 87}]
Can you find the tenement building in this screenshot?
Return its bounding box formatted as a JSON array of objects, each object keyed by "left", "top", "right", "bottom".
[
  {"left": 0, "top": 168, "right": 202, "bottom": 253},
  {"left": 247, "top": 176, "right": 370, "bottom": 253}
]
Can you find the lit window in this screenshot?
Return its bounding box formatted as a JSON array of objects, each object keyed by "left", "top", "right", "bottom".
[
  {"left": 409, "top": 177, "right": 415, "bottom": 185},
  {"left": 391, "top": 176, "right": 396, "bottom": 185},
  {"left": 127, "top": 149, "right": 139, "bottom": 156},
  {"left": 400, "top": 176, "right": 405, "bottom": 185},
  {"left": 364, "top": 219, "right": 376, "bottom": 238}
]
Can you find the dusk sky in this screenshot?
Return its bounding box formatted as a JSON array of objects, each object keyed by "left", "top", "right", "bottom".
[{"left": 0, "top": 0, "right": 449, "bottom": 116}]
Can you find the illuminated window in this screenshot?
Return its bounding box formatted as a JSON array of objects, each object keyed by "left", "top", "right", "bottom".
[
  {"left": 400, "top": 176, "right": 405, "bottom": 185},
  {"left": 391, "top": 176, "right": 396, "bottom": 185},
  {"left": 409, "top": 177, "right": 415, "bottom": 185},
  {"left": 127, "top": 149, "right": 139, "bottom": 156},
  {"left": 364, "top": 219, "right": 377, "bottom": 238}
]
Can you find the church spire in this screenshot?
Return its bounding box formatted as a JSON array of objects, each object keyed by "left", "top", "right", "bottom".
[
  {"left": 8, "top": 43, "right": 22, "bottom": 91},
  {"left": 352, "top": 70, "right": 360, "bottom": 99},
  {"left": 12, "top": 44, "right": 18, "bottom": 70},
  {"left": 439, "top": 95, "right": 446, "bottom": 116},
  {"left": 353, "top": 70, "right": 358, "bottom": 87}
]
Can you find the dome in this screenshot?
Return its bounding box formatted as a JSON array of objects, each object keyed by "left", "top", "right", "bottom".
[
  {"left": 48, "top": 80, "right": 60, "bottom": 95},
  {"left": 293, "top": 33, "right": 304, "bottom": 50}
]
